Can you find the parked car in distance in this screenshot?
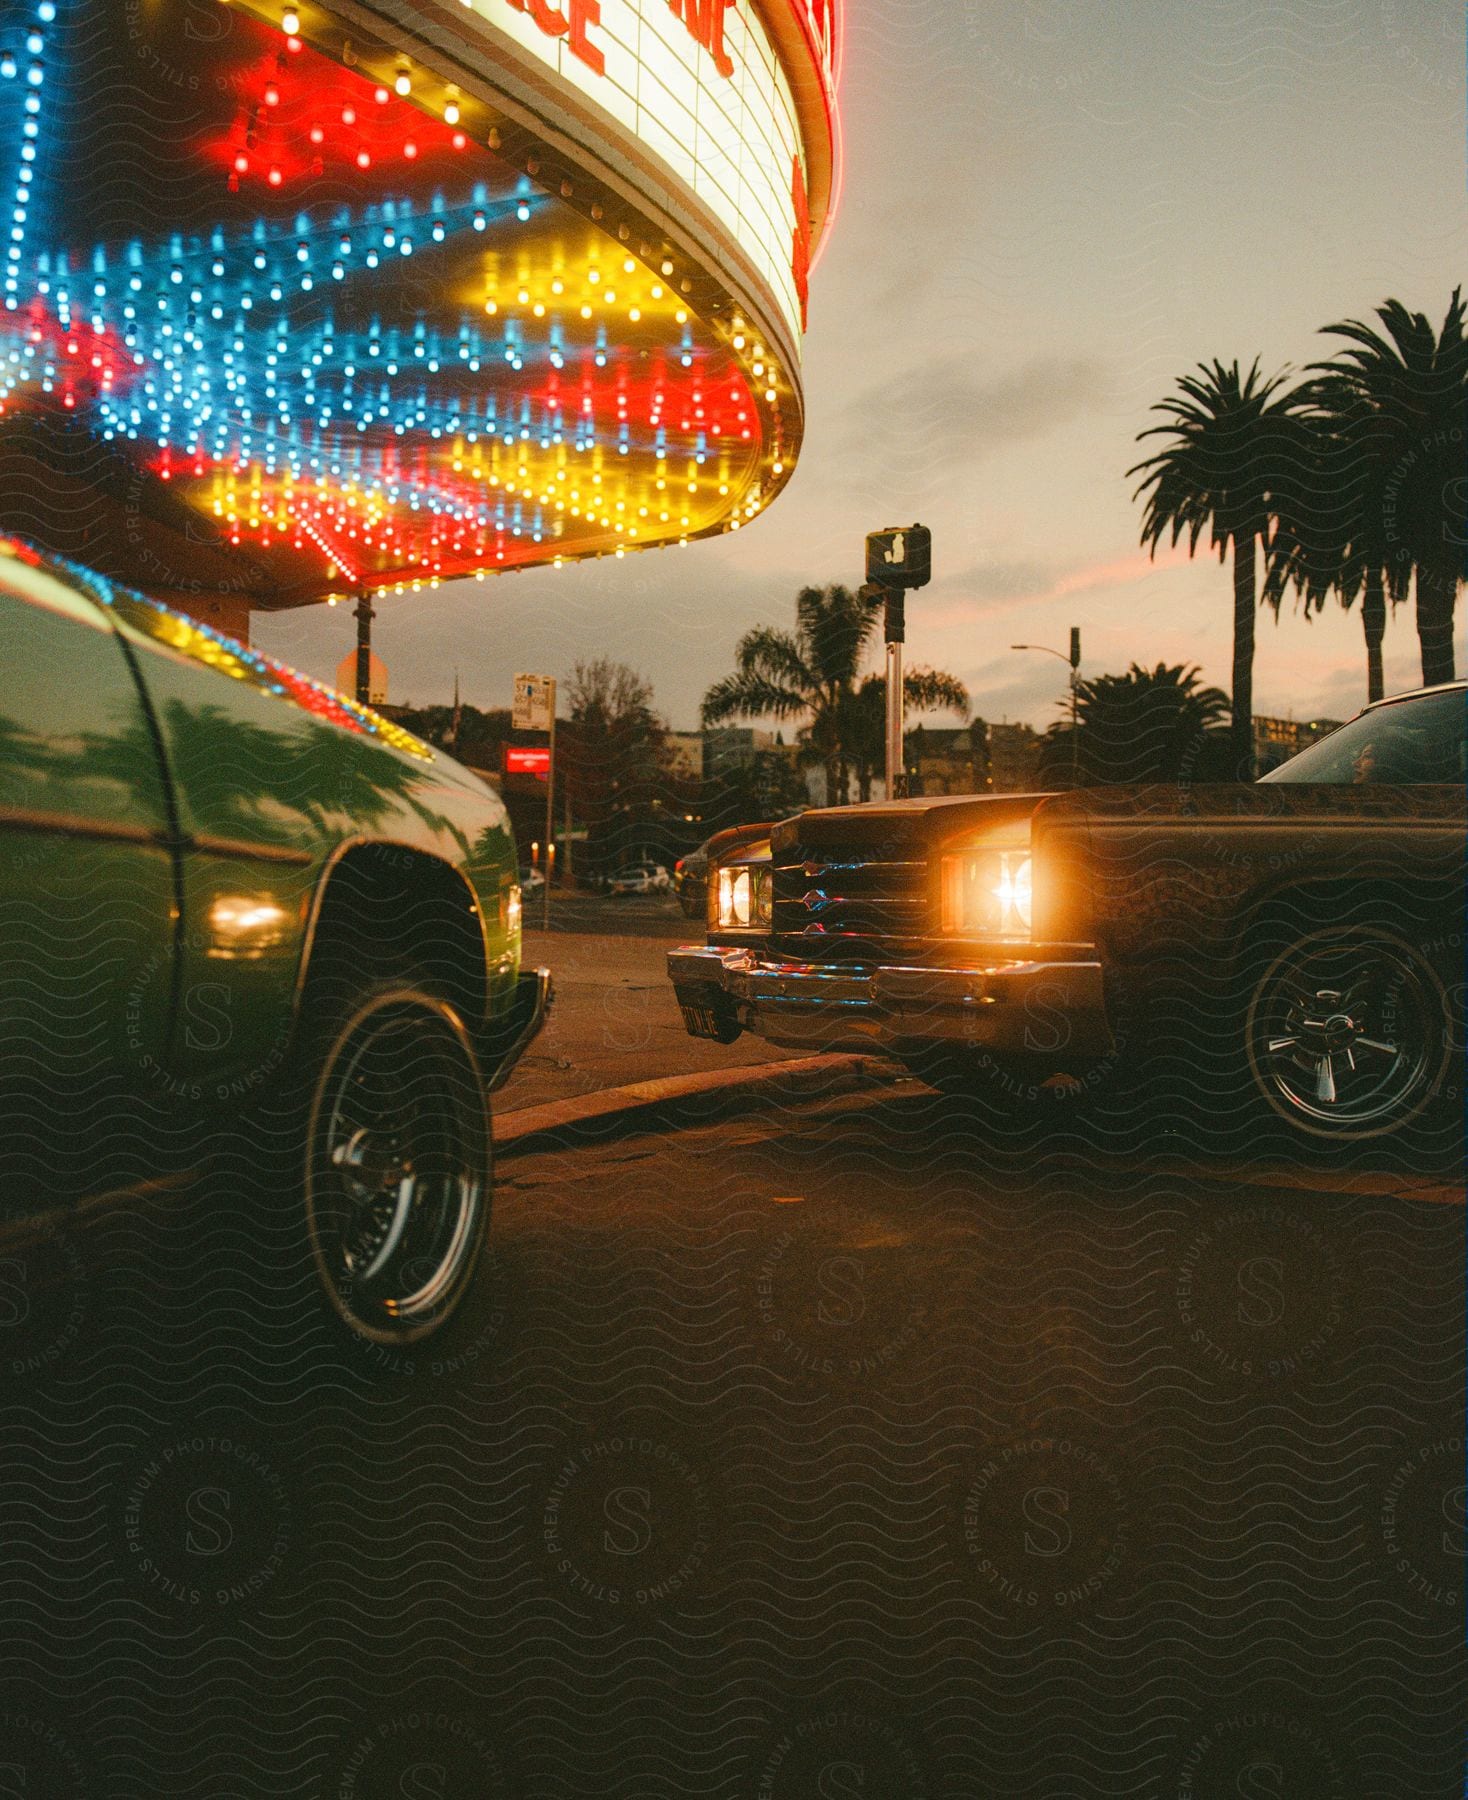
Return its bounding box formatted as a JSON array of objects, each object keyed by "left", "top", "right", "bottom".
[
  {"left": 608, "top": 861, "right": 672, "bottom": 896},
  {"left": 670, "top": 684, "right": 1467, "bottom": 1143},
  {"left": 0, "top": 535, "right": 550, "bottom": 1346}
]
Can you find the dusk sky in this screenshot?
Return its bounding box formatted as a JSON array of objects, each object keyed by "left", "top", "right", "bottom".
[{"left": 256, "top": 0, "right": 1466, "bottom": 734}]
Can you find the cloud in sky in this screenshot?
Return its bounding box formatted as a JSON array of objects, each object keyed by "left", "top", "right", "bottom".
[
  {"left": 929, "top": 544, "right": 1191, "bottom": 623},
  {"left": 835, "top": 353, "right": 1110, "bottom": 479}
]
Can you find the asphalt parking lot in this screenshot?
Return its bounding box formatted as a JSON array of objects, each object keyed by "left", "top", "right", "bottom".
[{"left": 1, "top": 1057, "right": 1460, "bottom": 1796}]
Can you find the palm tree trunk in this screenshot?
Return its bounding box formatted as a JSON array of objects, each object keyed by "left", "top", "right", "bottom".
[
  {"left": 824, "top": 755, "right": 839, "bottom": 807},
  {"left": 1361, "top": 567, "right": 1386, "bottom": 703},
  {"left": 1414, "top": 564, "right": 1458, "bottom": 687},
  {"left": 1231, "top": 532, "right": 1256, "bottom": 779}
]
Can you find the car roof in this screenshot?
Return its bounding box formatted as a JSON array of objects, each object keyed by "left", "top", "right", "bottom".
[{"left": 1362, "top": 680, "right": 1468, "bottom": 711}]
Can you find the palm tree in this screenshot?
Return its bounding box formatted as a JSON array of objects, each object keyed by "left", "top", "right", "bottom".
[
  {"left": 1306, "top": 292, "right": 1467, "bottom": 688},
  {"left": 701, "top": 585, "right": 966, "bottom": 804},
  {"left": 1036, "top": 662, "right": 1232, "bottom": 785},
  {"left": 1264, "top": 387, "right": 1411, "bottom": 704},
  {"left": 1129, "top": 359, "right": 1306, "bottom": 777}
]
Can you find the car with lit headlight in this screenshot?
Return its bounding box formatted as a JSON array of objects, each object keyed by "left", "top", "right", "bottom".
[
  {"left": 0, "top": 535, "right": 549, "bottom": 1346},
  {"left": 670, "top": 686, "right": 1466, "bottom": 1141}
]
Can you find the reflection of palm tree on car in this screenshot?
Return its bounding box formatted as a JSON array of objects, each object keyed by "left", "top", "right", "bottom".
[{"left": 84, "top": 703, "right": 457, "bottom": 845}]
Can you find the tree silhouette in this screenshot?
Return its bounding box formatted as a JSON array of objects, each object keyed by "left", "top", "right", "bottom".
[
  {"left": 1130, "top": 359, "right": 1306, "bottom": 777},
  {"left": 701, "top": 585, "right": 966, "bottom": 804},
  {"left": 1263, "top": 385, "right": 1412, "bottom": 705},
  {"left": 1305, "top": 291, "right": 1467, "bottom": 688},
  {"left": 1036, "top": 662, "right": 1232, "bottom": 786}
]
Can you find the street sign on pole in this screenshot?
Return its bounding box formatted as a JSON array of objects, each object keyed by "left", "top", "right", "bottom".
[
  {"left": 513, "top": 675, "right": 557, "bottom": 926},
  {"left": 864, "top": 523, "right": 931, "bottom": 591},
  {"left": 512, "top": 673, "right": 555, "bottom": 732}
]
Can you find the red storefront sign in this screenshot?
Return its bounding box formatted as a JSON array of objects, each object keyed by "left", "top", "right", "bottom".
[{"left": 504, "top": 746, "right": 552, "bottom": 779}]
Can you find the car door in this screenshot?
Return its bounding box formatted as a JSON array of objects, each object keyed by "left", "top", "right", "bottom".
[{"left": 0, "top": 551, "right": 178, "bottom": 1212}]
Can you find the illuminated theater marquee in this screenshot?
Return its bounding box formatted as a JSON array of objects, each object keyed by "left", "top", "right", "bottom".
[
  {"left": 463, "top": 0, "right": 811, "bottom": 340},
  {"left": 0, "top": 0, "right": 837, "bottom": 608}
]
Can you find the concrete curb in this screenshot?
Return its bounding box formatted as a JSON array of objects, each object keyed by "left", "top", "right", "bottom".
[{"left": 496, "top": 1053, "right": 889, "bottom": 1156}]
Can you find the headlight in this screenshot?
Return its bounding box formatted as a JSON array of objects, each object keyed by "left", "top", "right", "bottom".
[
  {"left": 712, "top": 864, "right": 773, "bottom": 930},
  {"left": 940, "top": 849, "right": 1032, "bottom": 937}
]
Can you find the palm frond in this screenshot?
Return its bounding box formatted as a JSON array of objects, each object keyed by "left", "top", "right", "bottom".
[
  {"left": 902, "top": 667, "right": 970, "bottom": 717},
  {"left": 700, "top": 671, "right": 809, "bottom": 726}
]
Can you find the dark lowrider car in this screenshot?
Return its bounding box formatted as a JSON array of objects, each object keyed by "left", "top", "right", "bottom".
[
  {"left": 0, "top": 536, "right": 549, "bottom": 1344},
  {"left": 670, "top": 685, "right": 1467, "bottom": 1141}
]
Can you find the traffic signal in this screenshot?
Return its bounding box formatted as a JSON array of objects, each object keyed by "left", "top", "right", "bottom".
[{"left": 865, "top": 523, "right": 931, "bottom": 590}]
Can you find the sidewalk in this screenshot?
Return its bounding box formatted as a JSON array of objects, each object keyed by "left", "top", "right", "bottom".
[{"left": 494, "top": 918, "right": 800, "bottom": 1117}]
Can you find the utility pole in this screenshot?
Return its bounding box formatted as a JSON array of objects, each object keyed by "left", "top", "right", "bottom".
[
  {"left": 1012, "top": 630, "right": 1082, "bottom": 786},
  {"left": 353, "top": 591, "right": 374, "bottom": 705}
]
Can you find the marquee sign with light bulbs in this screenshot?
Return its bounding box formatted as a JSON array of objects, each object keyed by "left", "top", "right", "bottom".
[{"left": 0, "top": 0, "right": 838, "bottom": 613}]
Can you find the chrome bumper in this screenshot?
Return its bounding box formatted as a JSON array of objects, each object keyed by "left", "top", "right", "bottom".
[
  {"left": 485, "top": 965, "right": 553, "bottom": 1093},
  {"left": 668, "top": 945, "right": 1112, "bottom": 1061}
]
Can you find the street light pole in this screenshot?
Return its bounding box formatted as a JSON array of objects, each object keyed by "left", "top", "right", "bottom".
[{"left": 1012, "top": 634, "right": 1081, "bottom": 785}]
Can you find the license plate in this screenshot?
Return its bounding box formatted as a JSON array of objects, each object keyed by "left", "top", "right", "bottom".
[{"left": 680, "top": 1003, "right": 724, "bottom": 1040}]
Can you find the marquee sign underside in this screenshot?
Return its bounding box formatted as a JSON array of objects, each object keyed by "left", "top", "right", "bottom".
[{"left": 0, "top": 0, "right": 829, "bottom": 605}]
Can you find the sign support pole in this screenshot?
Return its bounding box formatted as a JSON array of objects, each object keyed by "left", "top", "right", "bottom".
[
  {"left": 544, "top": 706, "right": 555, "bottom": 930},
  {"left": 353, "top": 592, "right": 374, "bottom": 705}
]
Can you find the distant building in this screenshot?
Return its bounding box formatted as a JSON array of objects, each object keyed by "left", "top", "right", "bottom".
[
  {"left": 702, "top": 726, "right": 775, "bottom": 780},
  {"left": 978, "top": 720, "right": 1044, "bottom": 793},
  {"left": 1253, "top": 715, "right": 1342, "bottom": 774},
  {"left": 904, "top": 725, "right": 982, "bottom": 796},
  {"left": 662, "top": 732, "right": 704, "bottom": 783}
]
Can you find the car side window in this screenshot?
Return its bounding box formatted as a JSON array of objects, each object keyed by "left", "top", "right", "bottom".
[{"left": 1263, "top": 691, "right": 1468, "bottom": 784}]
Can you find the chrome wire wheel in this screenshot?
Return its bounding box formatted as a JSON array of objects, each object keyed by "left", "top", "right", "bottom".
[
  {"left": 1244, "top": 928, "right": 1450, "bottom": 1140},
  {"left": 305, "top": 988, "right": 489, "bottom": 1344}
]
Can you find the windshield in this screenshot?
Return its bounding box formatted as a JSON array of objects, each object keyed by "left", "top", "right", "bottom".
[{"left": 1262, "top": 689, "right": 1467, "bottom": 784}]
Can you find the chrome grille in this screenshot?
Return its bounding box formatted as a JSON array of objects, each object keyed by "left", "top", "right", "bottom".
[{"left": 771, "top": 845, "right": 930, "bottom": 962}]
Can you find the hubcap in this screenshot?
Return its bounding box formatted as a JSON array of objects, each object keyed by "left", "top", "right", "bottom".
[
  {"left": 310, "top": 999, "right": 486, "bottom": 1336},
  {"left": 1249, "top": 934, "right": 1443, "bottom": 1135}
]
